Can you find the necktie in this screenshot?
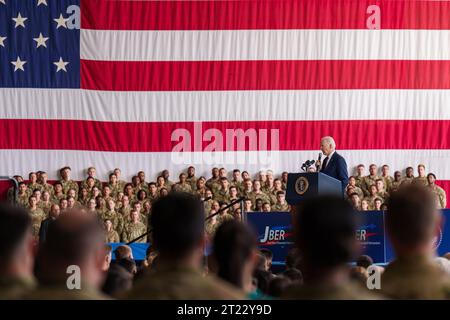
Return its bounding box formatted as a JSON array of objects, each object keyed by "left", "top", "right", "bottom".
[{"left": 322, "top": 156, "right": 329, "bottom": 170}]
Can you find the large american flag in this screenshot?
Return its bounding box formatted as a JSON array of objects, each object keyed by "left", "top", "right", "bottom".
[{"left": 0, "top": 0, "right": 449, "bottom": 203}]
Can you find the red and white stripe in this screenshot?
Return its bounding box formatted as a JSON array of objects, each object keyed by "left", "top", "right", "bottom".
[{"left": 1, "top": 0, "right": 450, "bottom": 205}]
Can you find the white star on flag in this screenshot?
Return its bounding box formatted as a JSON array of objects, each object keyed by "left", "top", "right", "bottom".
[
  {"left": 0, "top": 0, "right": 6, "bottom": 5},
  {"left": 54, "top": 14, "right": 68, "bottom": 29},
  {"left": 12, "top": 13, "right": 28, "bottom": 28},
  {"left": 0, "top": 36, "right": 6, "bottom": 47},
  {"left": 33, "top": 33, "right": 49, "bottom": 48},
  {"left": 54, "top": 57, "right": 69, "bottom": 72},
  {"left": 11, "top": 57, "right": 27, "bottom": 72},
  {"left": 37, "top": 0, "right": 48, "bottom": 6}
]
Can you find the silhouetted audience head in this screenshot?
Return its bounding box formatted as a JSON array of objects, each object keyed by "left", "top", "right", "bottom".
[
  {"left": 268, "top": 276, "right": 292, "bottom": 298},
  {"left": 386, "top": 185, "right": 440, "bottom": 257},
  {"left": 285, "top": 248, "right": 302, "bottom": 270},
  {"left": 212, "top": 220, "right": 257, "bottom": 292},
  {"left": 259, "top": 248, "right": 273, "bottom": 272},
  {"left": 0, "top": 204, "right": 34, "bottom": 290},
  {"left": 253, "top": 268, "right": 272, "bottom": 294},
  {"left": 151, "top": 192, "right": 204, "bottom": 263},
  {"left": 356, "top": 255, "right": 373, "bottom": 269},
  {"left": 102, "top": 264, "right": 133, "bottom": 298},
  {"left": 349, "top": 266, "right": 369, "bottom": 287},
  {"left": 36, "top": 211, "right": 106, "bottom": 290},
  {"left": 114, "top": 245, "right": 133, "bottom": 261},
  {"left": 117, "top": 258, "right": 137, "bottom": 275},
  {"left": 295, "top": 196, "right": 358, "bottom": 281},
  {"left": 281, "top": 268, "right": 303, "bottom": 284}
]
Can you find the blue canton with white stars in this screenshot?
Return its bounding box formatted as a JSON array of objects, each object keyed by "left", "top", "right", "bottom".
[{"left": 0, "top": 0, "right": 80, "bottom": 88}]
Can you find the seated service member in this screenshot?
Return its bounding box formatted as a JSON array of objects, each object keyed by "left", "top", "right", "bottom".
[
  {"left": 126, "top": 192, "right": 244, "bottom": 299},
  {"left": 283, "top": 196, "right": 378, "bottom": 299},
  {"left": 382, "top": 185, "right": 450, "bottom": 299}
]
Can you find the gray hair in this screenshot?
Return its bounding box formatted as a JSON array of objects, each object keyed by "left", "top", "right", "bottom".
[
  {"left": 321, "top": 136, "right": 336, "bottom": 149},
  {"left": 435, "top": 257, "right": 450, "bottom": 276}
]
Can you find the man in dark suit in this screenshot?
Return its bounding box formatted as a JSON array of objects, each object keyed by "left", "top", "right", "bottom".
[
  {"left": 318, "top": 136, "right": 348, "bottom": 192},
  {"left": 38, "top": 204, "right": 60, "bottom": 245}
]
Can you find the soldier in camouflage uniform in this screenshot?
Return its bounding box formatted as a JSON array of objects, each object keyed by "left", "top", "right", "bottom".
[
  {"left": 66, "top": 196, "right": 81, "bottom": 211},
  {"left": 80, "top": 167, "right": 102, "bottom": 190},
  {"left": 262, "top": 202, "right": 271, "bottom": 212},
  {"left": 162, "top": 169, "right": 174, "bottom": 190},
  {"left": 380, "top": 165, "right": 394, "bottom": 193},
  {"left": 107, "top": 173, "right": 122, "bottom": 198},
  {"left": 123, "top": 183, "right": 136, "bottom": 202},
  {"left": 427, "top": 173, "right": 447, "bottom": 209},
  {"left": 104, "top": 219, "right": 120, "bottom": 243},
  {"left": 83, "top": 176, "right": 96, "bottom": 195},
  {"left": 390, "top": 171, "right": 403, "bottom": 193},
  {"left": 375, "top": 179, "right": 389, "bottom": 202},
  {"left": 243, "top": 199, "right": 253, "bottom": 212},
  {"left": 86, "top": 198, "right": 98, "bottom": 216},
  {"left": 241, "top": 179, "right": 254, "bottom": 201},
  {"left": 147, "top": 182, "right": 159, "bottom": 203},
  {"left": 142, "top": 200, "right": 152, "bottom": 226},
  {"left": 38, "top": 172, "right": 54, "bottom": 196},
  {"left": 354, "top": 164, "right": 366, "bottom": 190},
  {"left": 28, "top": 196, "right": 47, "bottom": 237},
  {"left": 217, "top": 204, "right": 235, "bottom": 224},
  {"left": 100, "top": 199, "right": 123, "bottom": 235},
  {"left": 363, "top": 185, "right": 379, "bottom": 210},
  {"left": 102, "top": 185, "right": 115, "bottom": 203},
  {"left": 0, "top": 204, "right": 37, "bottom": 299},
  {"left": 137, "top": 171, "right": 148, "bottom": 194},
  {"left": 172, "top": 173, "right": 193, "bottom": 193},
  {"left": 59, "top": 166, "right": 79, "bottom": 196},
  {"left": 195, "top": 177, "right": 208, "bottom": 199},
  {"left": 17, "top": 182, "right": 31, "bottom": 208},
  {"left": 119, "top": 195, "right": 132, "bottom": 219},
  {"left": 205, "top": 212, "right": 219, "bottom": 240},
  {"left": 258, "top": 170, "right": 268, "bottom": 187},
  {"left": 122, "top": 210, "right": 147, "bottom": 243},
  {"left": 206, "top": 167, "right": 220, "bottom": 192},
  {"left": 156, "top": 175, "right": 166, "bottom": 191},
  {"left": 214, "top": 177, "right": 230, "bottom": 204},
  {"left": 271, "top": 191, "right": 291, "bottom": 212},
  {"left": 262, "top": 173, "right": 274, "bottom": 194},
  {"left": 400, "top": 166, "right": 415, "bottom": 187},
  {"left": 78, "top": 187, "right": 90, "bottom": 207},
  {"left": 24, "top": 213, "right": 109, "bottom": 300},
  {"left": 249, "top": 180, "right": 271, "bottom": 207},
  {"left": 412, "top": 164, "right": 428, "bottom": 187},
  {"left": 131, "top": 175, "right": 143, "bottom": 195},
  {"left": 283, "top": 197, "right": 379, "bottom": 300},
  {"left": 39, "top": 191, "right": 53, "bottom": 215},
  {"left": 230, "top": 169, "right": 243, "bottom": 194},
  {"left": 346, "top": 176, "right": 364, "bottom": 200},
  {"left": 186, "top": 166, "right": 197, "bottom": 191},
  {"left": 203, "top": 189, "right": 214, "bottom": 217},
  {"left": 125, "top": 193, "right": 244, "bottom": 300},
  {"left": 362, "top": 164, "right": 380, "bottom": 197},
  {"left": 27, "top": 172, "right": 41, "bottom": 193},
  {"left": 59, "top": 198, "right": 68, "bottom": 213},
  {"left": 381, "top": 185, "right": 450, "bottom": 299},
  {"left": 228, "top": 186, "right": 240, "bottom": 204},
  {"left": 113, "top": 168, "right": 127, "bottom": 193}
]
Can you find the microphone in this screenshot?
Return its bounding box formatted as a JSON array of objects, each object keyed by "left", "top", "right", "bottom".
[{"left": 317, "top": 153, "right": 322, "bottom": 170}]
